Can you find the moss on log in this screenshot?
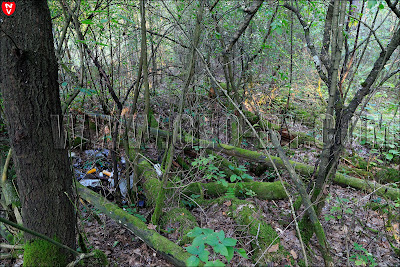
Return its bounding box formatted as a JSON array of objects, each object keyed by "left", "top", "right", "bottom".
[
  {"left": 77, "top": 183, "right": 191, "bottom": 266},
  {"left": 185, "top": 181, "right": 287, "bottom": 200},
  {"left": 230, "top": 198, "right": 287, "bottom": 265}
]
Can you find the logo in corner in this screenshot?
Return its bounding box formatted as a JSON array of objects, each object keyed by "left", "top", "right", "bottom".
[{"left": 2, "top": 2, "right": 15, "bottom": 16}]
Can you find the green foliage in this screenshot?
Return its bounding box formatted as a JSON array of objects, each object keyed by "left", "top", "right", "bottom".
[
  {"left": 350, "top": 242, "right": 377, "bottom": 267},
  {"left": 185, "top": 227, "right": 247, "bottom": 266},
  {"left": 122, "top": 204, "right": 146, "bottom": 222},
  {"left": 192, "top": 155, "right": 227, "bottom": 186},
  {"left": 192, "top": 156, "right": 255, "bottom": 198},
  {"left": 324, "top": 195, "right": 353, "bottom": 222}
]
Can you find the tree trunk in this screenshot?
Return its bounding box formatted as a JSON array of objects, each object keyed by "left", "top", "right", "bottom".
[{"left": 0, "top": 1, "right": 76, "bottom": 265}]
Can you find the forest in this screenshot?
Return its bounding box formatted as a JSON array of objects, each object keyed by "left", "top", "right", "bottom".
[{"left": 0, "top": 0, "right": 400, "bottom": 266}]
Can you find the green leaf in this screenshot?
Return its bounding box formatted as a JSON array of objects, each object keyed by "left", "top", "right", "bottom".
[
  {"left": 236, "top": 248, "right": 248, "bottom": 259},
  {"left": 202, "top": 228, "right": 214, "bottom": 235},
  {"left": 186, "top": 245, "right": 198, "bottom": 255},
  {"left": 112, "top": 241, "right": 119, "bottom": 247},
  {"left": 213, "top": 243, "right": 228, "bottom": 256},
  {"left": 61, "top": 82, "right": 68, "bottom": 87},
  {"left": 226, "top": 246, "right": 234, "bottom": 263},
  {"left": 355, "top": 259, "right": 365, "bottom": 266},
  {"left": 95, "top": 41, "right": 108, "bottom": 47},
  {"left": 345, "top": 208, "right": 353, "bottom": 214},
  {"left": 81, "top": 19, "right": 94, "bottom": 24},
  {"left": 222, "top": 238, "right": 237, "bottom": 247},
  {"left": 230, "top": 174, "right": 239, "bottom": 182},
  {"left": 216, "top": 230, "right": 225, "bottom": 241},
  {"left": 187, "top": 227, "right": 203, "bottom": 237},
  {"left": 219, "top": 179, "right": 228, "bottom": 187},
  {"left": 205, "top": 233, "right": 219, "bottom": 247},
  {"left": 192, "top": 234, "right": 206, "bottom": 246},
  {"left": 354, "top": 242, "right": 363, "bottom": 251},
  {"left": 100, "top": 18, "right": 108, "bottom": 23},
  {"left": 205, "top": 259, "right": 225, "bottom": 267},
  {"left": 76, "top": 39, "right": 88, "bottom": 44},
  {"left": 186, "top": 255, "right": 200, "bottom": 267},
  {"left": 385, "top": 153, "right": 394, "bottom": 160},
  {"left": 186, "top": 243, "right": 205, "bottom": 256},
  {"left": 324, "top": 214, "right": 335, "bottom": 221},
  {"left": 242, "top": 173, "right": 253, "bottom": 180},
  {"left": 198, "top": 249, "right": 210, "bottom": 262}
]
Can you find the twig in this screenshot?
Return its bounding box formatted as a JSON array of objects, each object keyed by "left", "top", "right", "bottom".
[
  {"left": 66, "top": 251, "right": 97, "bottom": 267},
  {"left": 0, "top": 243, "right": 23, "bottom": 250}
]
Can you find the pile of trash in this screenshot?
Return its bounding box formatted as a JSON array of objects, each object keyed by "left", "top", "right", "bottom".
[{"left": 71, "top": 149, "right": 133, "bottom": 199}]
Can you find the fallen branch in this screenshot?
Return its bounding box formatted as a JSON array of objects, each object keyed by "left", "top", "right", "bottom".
[{"left": 76, "top": 182, "right": 191, "bottom": 266}]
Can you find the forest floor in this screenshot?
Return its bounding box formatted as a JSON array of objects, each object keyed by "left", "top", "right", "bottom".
[
  {"left": 0, "top": 98, "right": 399, "bottom": 266},
  {"left": 1, "top": 178, "right": 399, "bottom": 266}
]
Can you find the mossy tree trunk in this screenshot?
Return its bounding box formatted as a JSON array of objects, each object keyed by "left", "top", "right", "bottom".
[{"left": 0, "top": 1, "right": 76, "bottom": 265}]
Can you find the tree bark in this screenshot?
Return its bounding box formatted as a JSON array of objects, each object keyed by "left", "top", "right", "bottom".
[{"left": 0, "top": 1, "right": 76, "bottom": 265}]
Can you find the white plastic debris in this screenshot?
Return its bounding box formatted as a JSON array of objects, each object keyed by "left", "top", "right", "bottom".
[
  {"left": 79, "top": 179, "right": 101, "bottom": 187},
  {"left": 119, "top": 174, "right": 134, "bottom": 198},
  {"left": 154, "top": 164, "right": 163, "bottom": 177}
]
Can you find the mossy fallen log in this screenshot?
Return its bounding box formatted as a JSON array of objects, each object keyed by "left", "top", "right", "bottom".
[
  {"left": 148, "top": 127, "right": 400, "bottom": 201},
  {"left": 139, "top": 153, "right": 288, "bottom": 207},
  {"left": 243, "top": 110, "right": 323, "bottom": 148},
  {"left": 184, "top": 181, "right": 288, "bottom": 200},
  {"left": 230, "top": 198, "right": 287, "bottom": 265},
  {"left": 76, "top": 183, "right": 191, "bottom": 266}
]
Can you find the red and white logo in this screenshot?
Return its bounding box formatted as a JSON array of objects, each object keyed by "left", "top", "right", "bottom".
[{"left": 2, "top": 2, "right": 15, "bottom": 16}]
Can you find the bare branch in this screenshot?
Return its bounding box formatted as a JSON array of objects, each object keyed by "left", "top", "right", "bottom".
[
  {"left": 283, "top": 3, "right": 329, "bottom": 84},
  {"left": 224, "top": 0, "right": 264, "bottom": 53}
]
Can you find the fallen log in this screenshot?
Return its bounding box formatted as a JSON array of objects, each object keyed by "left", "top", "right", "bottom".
[
  {"left": 76, "top": 183, "right": 191, "bottom": 266},
  {"left": 184, "top": 181, "right": 288, "bottom": 200},
  {"left": 149, "top": 127, "right": 400, "bottom": 201}
]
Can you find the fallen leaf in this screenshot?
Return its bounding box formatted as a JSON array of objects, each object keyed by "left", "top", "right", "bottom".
[
  {"left": 147, "top": 223, "right": 157, "bottom": 230},
  {"left": 267, "top": 243, "right": 279, "bottom": 253},
  {"left": 290, "top": 249, "right": 298, "bottom": 259},
  {"left": 224, "top": 200, "right": 232, "bottom": 207}
]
